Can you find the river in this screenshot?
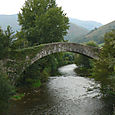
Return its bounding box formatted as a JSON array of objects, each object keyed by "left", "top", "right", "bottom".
[{"left": 9, "top": 64, "right": 113, "bottom": 115}]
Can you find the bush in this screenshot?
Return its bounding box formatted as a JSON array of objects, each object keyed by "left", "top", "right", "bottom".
[
  {"left": 92, "top": 30, "right": 115, "bottom": 96},
  {"left": 0, "top": 72, "right": 14, "bottom": 114}
]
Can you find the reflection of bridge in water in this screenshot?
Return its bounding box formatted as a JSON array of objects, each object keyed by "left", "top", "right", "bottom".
[{"left": 5, "top": 42, "right": 100, "bottom": 85}]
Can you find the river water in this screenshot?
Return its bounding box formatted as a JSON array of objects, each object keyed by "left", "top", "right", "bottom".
[{"left": 9, "top": 64, "right": 113, "bottom": 115}]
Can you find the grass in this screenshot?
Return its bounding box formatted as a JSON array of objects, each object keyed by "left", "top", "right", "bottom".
[
  {"left": 12, "top": 93, "right": 25, "bottom": 100},
  {"left": 32, "top": 80, "right": 41, "bottom": 88}
]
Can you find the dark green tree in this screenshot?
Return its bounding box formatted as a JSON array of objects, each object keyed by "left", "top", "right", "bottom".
[
  {"left": 18, "top": 0, "right": 69, "bottom": 45},
  {"left": 11, "top": 31, "right": 29, "bottom": 49},
  {"left": 92, "top": 30, "right": 115, "bottom": 96},
  {"left": 0, "top": 64, "right": 14, "bottom": 115},
  {"left": 17, "top": 0, "right": 69, "bottom": 87},
  {"left": 0, "top": 26, "right": 14, "bottom": 59},
  {"left": 0, "top": 26, "right": 15, "bottom": 114},
  {"left": 74, "top": 41, "right": 98, "bottom": 76},
  {"left": 75, "top": 41, "right": 98, "bottom": 68}
]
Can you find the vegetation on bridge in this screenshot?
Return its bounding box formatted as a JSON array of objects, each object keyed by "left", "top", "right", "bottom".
[{"left": 9, "top": 44, "right": 45, "bottom": 60}]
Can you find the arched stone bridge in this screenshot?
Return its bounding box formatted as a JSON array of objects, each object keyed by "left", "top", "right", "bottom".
[
  {"left": 30, "top": 42, "right": 99, "bottom": 64},
  {"left": 5, "top": 42, "right": 100, "bottom": 85}
]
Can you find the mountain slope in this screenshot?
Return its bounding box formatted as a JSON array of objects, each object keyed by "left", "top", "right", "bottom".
[
  {"left": 78, "top": 20, "right": 115, "bottom": 44},
  {"left": 1, "top": 14, "right": 106, "bottom": 44},
  {"left": 69, "top": 18, "right": 102, "bottom": 30},
  {"left": 0, "top": 14, "right": 102, "bottom": 32},
  {"left": 0, "top": 14, "right": 90, "bottom": 42},
  {"left": 64, "top": 23, "right": 89, "bottom": 42}
]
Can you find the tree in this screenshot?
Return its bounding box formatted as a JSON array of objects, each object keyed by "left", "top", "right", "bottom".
[
  {"left": 75, "top": 41, "right": 98, "bottom": 68},
  {"left": 0, "top": 63, "right": 14, "bottom": 115},
  {"left": 0, "top": 26, "right": 15, "bottom": 114},
  {"left": 16, "top": 0, "right": 69, "bottom": 87},
  {"left": 92, "top": 30, "right": 115, "bottom": 96},
  {"left": 74, "top": 41, "right": 98, "bottom": 76},
  {"left": 0, "top": 26, "right": 14, "bottom": 59},
  {"left": 18, "top": 0, "right": 69, "bottom": 45}
]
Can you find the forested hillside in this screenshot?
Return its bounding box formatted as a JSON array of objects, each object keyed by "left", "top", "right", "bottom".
[
  {"left": 64, "top": 23, "right": 89, "bottom": 42},
  {"left": 78, "top": 21, "right": 115, "bottom": 44}
]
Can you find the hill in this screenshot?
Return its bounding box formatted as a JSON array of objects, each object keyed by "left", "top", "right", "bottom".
[
  {"left": 0, "top": 14, "right": 90, "bottom": 42},
  {"left": 0, "top": 14, "right": 20, "bottom": 31},
  {"left": 69, "top": 18, "right": 102, "bottom": 30},
  {"left": 0, "top": 14, "right": 104, "bottom": 44},
  {"left": 0, "top": 14, "right": 102, "bottom": 32},
  {"left": 64, "top": 23, "right": 89, "bottom": 42},
  {"left": 78, "top": 20, "right": 115, "bottom": 44}
]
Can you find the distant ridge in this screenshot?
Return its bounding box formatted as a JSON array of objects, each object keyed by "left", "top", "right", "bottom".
[
  {"left": 0, "top": 14, "right": 102, "bottom": 31},
  {"left": 0, "top": 14, "right": 20, "bottom": 31},
  {"left": 78, "top": 20, "right": 115, "bottom": 44},
  {"left": 64, "top": 23, "right": 89, "bottom": 42},
  {"left": 69, "top": 17, "right": 102, "bottom": 30},
  {"left": 0, "top": 14, "right": 105, "bottom": 44}
]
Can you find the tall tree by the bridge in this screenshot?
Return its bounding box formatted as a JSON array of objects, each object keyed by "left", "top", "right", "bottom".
[
  {"left": 18, "top": 0, "right": 69, "bottom": 45},
  {"left": 17, "top": 0, "right": 69, "bottom": 87},
  {"left": 0, "top": 26, "right": 14, "bottom": 59}
]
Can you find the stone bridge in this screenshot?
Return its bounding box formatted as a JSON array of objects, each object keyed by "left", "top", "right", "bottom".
[
  {"left": 30, "top": 42, "right": 99, "bottom": 64},
  {"left": 4, "top": 42, "right": 100, "bottom": 85}
]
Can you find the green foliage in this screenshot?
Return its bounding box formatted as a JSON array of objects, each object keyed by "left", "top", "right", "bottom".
[
  {"left": 0, "top": 27, "right": 15, "bottom": 114},
  {"left": 75, "top": 41, "right": 98, "bottom": 68},
  {"left": 0, "top": 26, "right": 15, "bottom": 59},
  {"left": 75, "top": 54, "right": 91, "bottom": 68},
  {"left": 32, "top": 80, "right": 41, "bottom": 88},
  {"left": 18, "top": 52, "right": 65, "bottom": 86},
  {"left": 9, "top": 44, "right": 45, "bottom": 61},
  {"left": 0, "top": 68, "right": 14, "bottom": 114},
  {"left": 15, "top": 0, "right": 69, "bottom": 87},
  {"left": 12, "top": 93, "right": 25, "bottom": 100},
  {"left": 92, "top": 30, "right": 115, "bottom": 96},
  {"left": 74, "top": 41, "right": 98, "bottom": 76},
  {"left": 63, "top": 52, "right": 74, "bottom": 65},
  {"left": 11, "top": 31, "right": 29, "bottom": 49},
  {"left": 18, "top": 0, "right": 69, "bottom": 45}
]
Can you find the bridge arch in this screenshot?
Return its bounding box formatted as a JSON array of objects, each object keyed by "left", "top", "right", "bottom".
[{"left": 30, "top": 42, "right": 99, "bottom": 65}]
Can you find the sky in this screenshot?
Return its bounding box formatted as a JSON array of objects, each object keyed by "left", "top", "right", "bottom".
[{"left": 0, "top": 0, "right": 115, "bottom": 24}]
